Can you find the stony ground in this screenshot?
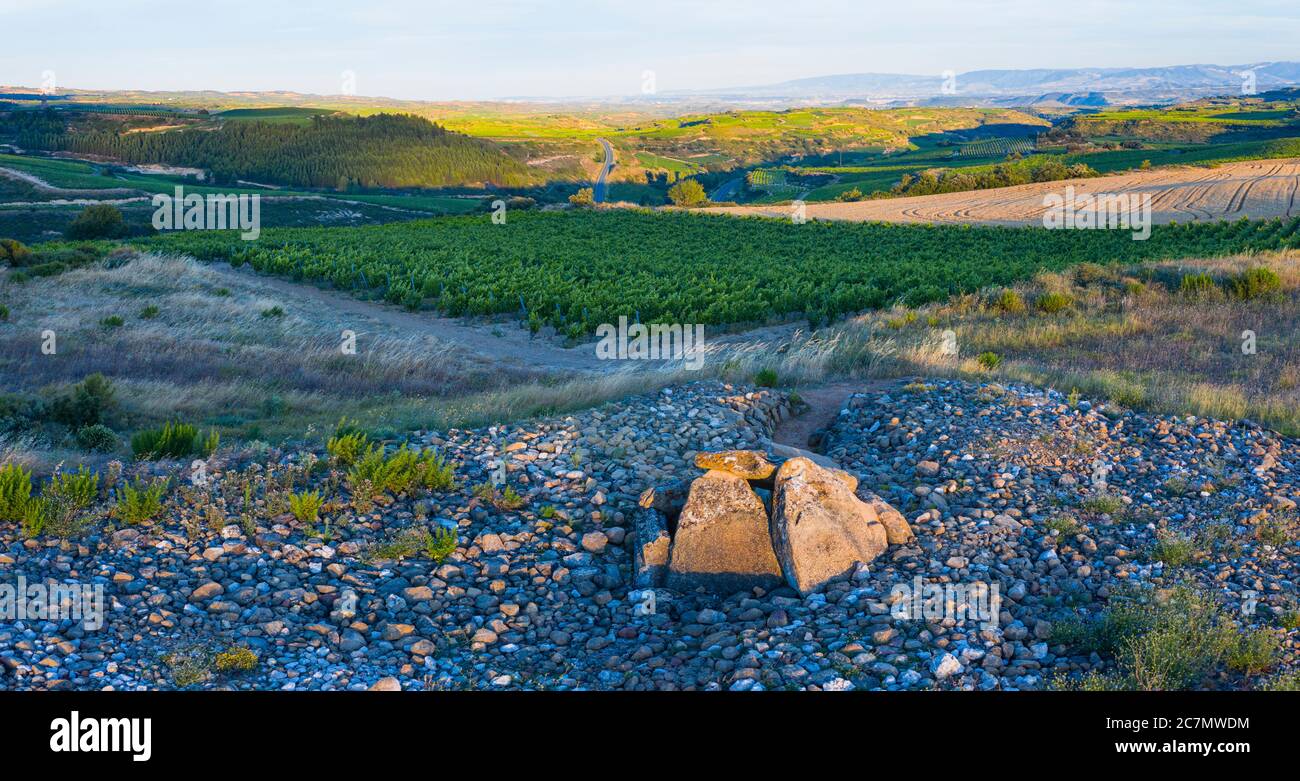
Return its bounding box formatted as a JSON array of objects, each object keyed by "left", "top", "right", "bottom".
[{"left": 1, "top": 379, "right": 1296, "bottom": 690}]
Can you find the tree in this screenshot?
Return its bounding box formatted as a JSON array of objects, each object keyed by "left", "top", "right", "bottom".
[
  {"left": 569, "top": 187, "right": 595, "bottom": 207},
  {"left": 667, "top": 178, "right": 707, "bottom": 207},
  {"left": 65, "top": 204, "right": 127, "bottom": 240}
]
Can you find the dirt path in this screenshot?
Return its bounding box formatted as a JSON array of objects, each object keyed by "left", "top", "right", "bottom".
[
  {"left": 771, "top": 379, "right": 899, "bottom": 451},
  {"left": 205, "top": 262, "right": 610, "bottom": 373},
  {"left": 0, "top": 165, "right": 141, "bottom": 197}
]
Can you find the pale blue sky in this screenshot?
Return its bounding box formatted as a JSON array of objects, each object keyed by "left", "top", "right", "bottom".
[{"left": 3, "top": 0, "right": 1298, "bottom": 100}]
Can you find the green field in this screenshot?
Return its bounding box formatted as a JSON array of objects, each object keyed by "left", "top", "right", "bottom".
[
  {"left": 141, "top": 210, "right": 1300, "bottom": 336},
  {"left": 218, "top": 107, "right": 338, "bottom": 124}
]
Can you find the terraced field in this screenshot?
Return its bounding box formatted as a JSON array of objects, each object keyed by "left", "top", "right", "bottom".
[{"left": 705, "top": 158, "right": 1300, "bottom": 225}]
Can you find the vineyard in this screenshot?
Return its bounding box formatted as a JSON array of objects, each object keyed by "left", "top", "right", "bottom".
[
  {"left": 143, "top": 210, "right": 1300, "bottom": 336},
  {"left": 958, "top": 137, "right": 1037, "bottom": 157}
]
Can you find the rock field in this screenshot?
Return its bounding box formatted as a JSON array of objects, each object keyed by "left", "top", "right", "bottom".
[{"left": 2, "top": 379, "right": 1297, "bottom": 691}]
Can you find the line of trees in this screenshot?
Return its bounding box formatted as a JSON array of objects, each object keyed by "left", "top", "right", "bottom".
[{"left": 2, "top": 111, "right": 539, "bottom": 190}]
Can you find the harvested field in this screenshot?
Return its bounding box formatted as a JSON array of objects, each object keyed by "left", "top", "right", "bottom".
[{"left": 704, "top": 158, "right": 1300, "bottom": 226}]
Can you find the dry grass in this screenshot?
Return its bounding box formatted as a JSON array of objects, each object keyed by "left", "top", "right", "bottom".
[
  {"left": 761, "top": 250, "right": 1300, "bottom": 434},
  {"left": 5, "top": 247, "right": 1300, "bottom": 472}
]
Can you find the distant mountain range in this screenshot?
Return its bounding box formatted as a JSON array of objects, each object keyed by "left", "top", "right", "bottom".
[{"left": 662, "top": 62, "right": 1300, "bottom": 108}]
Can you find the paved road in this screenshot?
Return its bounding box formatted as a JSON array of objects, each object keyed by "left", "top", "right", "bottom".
[
  {"left": 593, "top": 138, "right": 614, "bottom": 202},
  {"left": 709, "top": 175, "right": 744, "bottom": 203}
]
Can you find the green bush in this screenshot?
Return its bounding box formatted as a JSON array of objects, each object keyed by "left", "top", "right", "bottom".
[
  {"left": 754, "top": 368, "right": 778, "bottom": 387},
  {"left": 1035, "top": 291, "right": 1074, "bottom": 313},
  {"left": 976, "top": 351, "right": 1002, "bottom": 370},
  {"left": 50, "top": 374, "right": 116, "bottom": 428},
  {"left": 0, "top": 462, "right": 34, "bottom": 523},
  {"left": 1226, "top": 629, "right": 1281, "bottom": 676},
  {"left": 114, "top": 478, "right": 168, "bottom": 525},
  {"left": 0, "top": 304, "right": 9, "bottom": 322},
  {"left": 139, "top": 305, "right": 160, "bottom": 319},
  {"left": 1052, "top": 586, "right": 1242, "bottom": 690},
  {"left": 1150, "top": 532, "right": 1196, "bottom": 566},
  {"left": 326, "top": 430, "right": 370, "bottom": 467},
  {"left": 76, "top": 423, "right": 118, "bottom": 452},
  {"left": 414, "top": 448, "right": 457, "bottom": 492},
  {"left": 0, "top": 238, "right": 32, "bottom": 267},
  {"left": 993, "top": 288, "right": 1026, "bottom": 314},
  {"left": 1229, "top": 267, "right": 1283, "bottom": 300},
  {"left": 346, "top": 443, "right": 453, "bottom": 496},
  {"left": 1179, "top": 272, "right": 1216, "bottom": 297},
  {"left": 20, "top": 497, "right": 48, "bottom": 537},
  {"left": 65, "top": 204, "right": 128, "bottom": 240},
  {"left": 422, "top": 526, "right": 458, "bottom": 564},
  {"left": 47, "top": 466, "right": 99, "bottom": 512},
  {"left": 288, "top": 490, "right": 323, "bottom": 524},
  {"left": 131, "top": 421, "right": 219, "bottom": 460}
]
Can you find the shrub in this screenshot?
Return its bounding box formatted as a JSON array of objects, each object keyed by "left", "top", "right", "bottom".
[
  {"left": 1035, "top": 291, "right": 1073, "bottom": 313},
  {"left": 131, "top": 422, "right": 219, "bottom": 460},
  {"left": 568, "top": 187, "right": 595, "bottom": 207},
  {"left": 20, "top": 497, "right": 52, "bottom": 537},
  {"left": 1226, "top": 630, "right": 1281, "bottom": 676},
  {"left": 1045, "top": 514, "right": 1081, "bottom": 537},
  {"left": 1, "top": 238, "right": 33, "bottom": 266},
  {"left": 49, "top": 374, "right": 116, "bottom": 429},
  {"left": 1178, "top": 272, "right": 1216, "bottom": 297},
  {"left": 414, "top": 449, "right": 457, "bottom": 492},
  {"left": 139, "top": 305, "right": 160, "bottom": 319},
  {"left": 326, "top": 430, "right": 370, "bottom": 467},
  {"left": 422, "top": 526, "right": 458, "bottom": 563},
  {"left": 754, "top": 368, "right": 778, "bottom": 387},
  {"left": 114, "top": 478, "right": 168, "bottom": 525},
  {"left": 214, "top": 646, "right": 258, "bottom": 673},
  {"left": 993, "top": 288, "right": 1025, "bottom": 314},
  {"left": 667, "top": 178, "right": 707, "bottom": 207},
  {"left": 1229, "top": 267, "right": 1282, "bottom": 300},
  {"left": 288, "top": 490, "right": 323, "bottom": 524},
  {"left": 0, "top": 304, "right": 8, "bottom": 322},
  {"left": 47, "top": 465, "right": 99, "bottom": 512},
  {"left": 368, "top": 527, "right": 428, "bottom": 561},
  {"left": 1072, "top": 262, "right": 1111, "bottom": 285},
  {"left": 1078, "top": 492, "right": 1125, "bottom": 516},
  {"left": 260, "top": 306, "right": 285, "bottom": 318},
  {"left": 100, "top": 315, "right": 124, "bottom": 328},
  {"left": 0, "top": 462, "right": 33, "bottom": 524},
  {"left": 976, "top": 351, "right": 1002, "bottom": 370},
  {"left": 1055, "top": 587, "right": 1241, "bottom": 690},
  {"left": 1150, "top": 532, "right": 1196, "bottom": 566},
  {"left": 65, "top": 204, "right": 127, "bottom": 240},
  {"left": 473, "top": 482, "right": 525, "bottom": 510},
  {"left": 76, "top": 423, "right": 118, "bottom": 452}
]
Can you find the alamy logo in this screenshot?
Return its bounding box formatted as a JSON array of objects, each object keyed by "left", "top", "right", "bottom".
[
  {"left": 50, "top": 711, "right": 152, "bottom": 762},
  {"left": 1042, "top": 185, "right": 1151, "bottom": 240},
  {"left": 595, "top": 316, "right": 706, "bottom": 370},
  {"left": 152, "top": 186, "right": 261, "bottom": 240},
  {"left": 0, "top": 576, "right": 104, "bottom": 630}
]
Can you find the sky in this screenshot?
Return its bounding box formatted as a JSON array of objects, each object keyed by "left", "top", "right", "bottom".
[{"left": 3, "top": 0, "right": 1299, "bottom": 100}]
